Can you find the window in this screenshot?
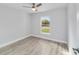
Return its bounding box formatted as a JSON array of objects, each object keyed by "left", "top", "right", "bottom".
[{"left": 40, "top": 16, "right": 50, "bottom": 34}]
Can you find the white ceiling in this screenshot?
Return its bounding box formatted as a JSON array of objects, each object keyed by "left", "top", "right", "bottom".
[{"left": 2, "top": 3, "right": 67, "bottom": 13}]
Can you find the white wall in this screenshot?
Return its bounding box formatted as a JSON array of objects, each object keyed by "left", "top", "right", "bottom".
[
  {"left": 0, "top": 4, "right": 68, "bottom": 48},
  {"left": 31, "top": 7, "right": 68, "bottom": 43},
  {"left": 76, "top": 4, "right": 79, "bottom": 48},
  {"left": 67, "top": 4, "right": 77, "bottom": 54},
  {"left": 0, "top": 4, "right": 31, "bottom": 45}
]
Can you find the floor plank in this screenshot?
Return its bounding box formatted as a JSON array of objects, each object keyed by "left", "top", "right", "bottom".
[{"left": 0, "top": 36, "right": 69, "bottom": 55}]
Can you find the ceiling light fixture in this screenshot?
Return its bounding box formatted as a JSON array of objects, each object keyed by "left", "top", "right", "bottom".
[
  {"left": 32, "top": 7, "right": 37, "bottom": 11},
  {"left": 23, "top": 3, "right": 42, "bottom": 12},
  {"left": 32, "top": 3, "right": 37, "bottom": 11},
  {"left": 32, "top": 6, "right": 36, "bottom": 11}
]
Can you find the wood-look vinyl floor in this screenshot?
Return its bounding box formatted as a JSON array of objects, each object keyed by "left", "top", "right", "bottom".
[{"left": 0, "top": 36, "right": 69, "bottom": 55}]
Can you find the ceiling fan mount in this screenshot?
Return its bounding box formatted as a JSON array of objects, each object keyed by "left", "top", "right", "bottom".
[{"left": 23, "top": 3, "right": 42, "bottom": 11}]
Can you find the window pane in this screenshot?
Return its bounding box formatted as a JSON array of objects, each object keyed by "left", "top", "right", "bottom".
[{"left": 40, "top": 16, "right": 50, "bottom": 34}]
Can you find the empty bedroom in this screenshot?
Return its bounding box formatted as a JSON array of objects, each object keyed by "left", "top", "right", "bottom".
[{"left": 0, "top": 3, "right": 77, "bottom": 55}]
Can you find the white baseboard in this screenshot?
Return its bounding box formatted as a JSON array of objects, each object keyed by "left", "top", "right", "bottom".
[
  {"left": 0, "top": 34, "right": 67, "bottom": 48},
  {"left": 0, "top": 34, "right": 31, "bottom": 48},
  {"left": 31, "top": 34, "right": 67, "bottom": 44}
]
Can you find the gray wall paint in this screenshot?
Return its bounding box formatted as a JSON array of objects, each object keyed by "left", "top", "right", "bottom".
[
  {"left": 31, "top": 7, "right": 68, "bottom": 42},
  {"left": 0, "top": 5, "right": 31, "bottom": 45}
]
